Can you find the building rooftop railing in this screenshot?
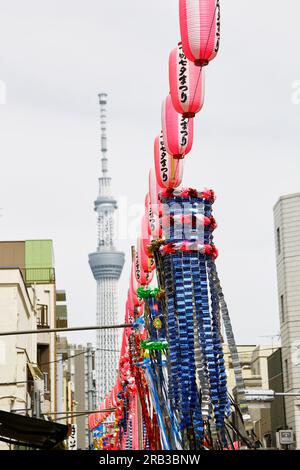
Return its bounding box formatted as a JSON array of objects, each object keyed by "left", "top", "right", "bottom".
[
  {"left": 0, "top": 266, "right": 56, "bottom": 285},
  {"left": 25, "top": 267, "right": 55, "bottom": 285}
]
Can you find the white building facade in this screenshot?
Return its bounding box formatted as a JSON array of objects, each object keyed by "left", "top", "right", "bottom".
[
  {"left": 274, "top": 193, "right": 300, "bottom": 449},
  {"left": 0, "top": 240, "right": 63, "bottom": 421},
  {"left": 27, "top": 282, "right": 57, "bottom": 415},
  {"left": 0, "top": 269, "right": 38, "bottom": 449}
]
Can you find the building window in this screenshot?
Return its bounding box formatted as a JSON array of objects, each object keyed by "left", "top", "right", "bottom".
[
  {"left": 277, "top": 227, "right": 281, "bottom": 255},
  {"left": 280, "top": 294, "right": 285, "bottom": 323},
  {"left": 285, "top": 359, "right": 289, "bottom": 387}
]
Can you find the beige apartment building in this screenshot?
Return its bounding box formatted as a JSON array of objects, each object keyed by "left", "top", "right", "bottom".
[
  {"left": 0, "top": 269, "right": 38, "bottom": 413},
  {"left": 224, "top": 343, "right": 278, "bottom": 446},
  {"left": 274, "top": 193, "right": 300, "bottom": 449},
  {"left": 0, "top": 240, "right": 61, "bottom": 420},
  {"left": 0, "top": 268, "right": 44, "bottom": 449}
]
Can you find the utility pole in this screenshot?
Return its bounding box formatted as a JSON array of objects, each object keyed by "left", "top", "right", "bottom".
[
  {"left": 56, "top": 352, "right": 64, "bottom": 420},
  {"left": 87, "top": 342, "right": 94, "bottom": 449}
]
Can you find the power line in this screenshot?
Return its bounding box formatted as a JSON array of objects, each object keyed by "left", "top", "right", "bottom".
[
  {"left": 37, "top": 347, "right": 121, "bottom": 367},
  {"left": 223, "top": 345, "right": 297, "bottom": 356},
  {"left": 37, "top": 350, "right": 86, "bottom": 367},
  {"left": 96, "top": 347, "right": 121, "bottom": 353},
  {"left": 37, "top": 344, "right": 296, "bottom": 366},
  {"left": 0, "top": 380, "right": 33, "bottom": 386},
  {"left": 45, "top": 409, "right": 115, "bottom": 416},
  {"left": 0, "top": 323, "right": 132, "bottom": 337},
  {"left": 46, "top": 408, "right": 115, "bottom": 422},
  {"left": 268, "top": 370, "right": 284, "bottom": 381}
]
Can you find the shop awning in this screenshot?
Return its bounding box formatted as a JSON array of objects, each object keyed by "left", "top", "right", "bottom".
[{"left": 0, "top": 410, "right": 70, "bottom": 449}]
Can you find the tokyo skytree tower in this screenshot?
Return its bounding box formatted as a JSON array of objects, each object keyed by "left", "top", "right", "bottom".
[{"left": 89, "top": 93, "right": 125, "bottom": 402}]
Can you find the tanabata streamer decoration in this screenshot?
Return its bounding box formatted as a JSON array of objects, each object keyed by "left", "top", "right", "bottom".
[
  {"left": 89, "top": 0, "right": 254, "bottom": 451},
  {"left": 154, "top": 189, "right": 227, "bottom": 445}
]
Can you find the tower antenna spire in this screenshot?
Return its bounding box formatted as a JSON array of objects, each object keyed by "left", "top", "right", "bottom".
[
  {"left": 98, "top": 92, "right": 108, "bottom": 176},
  {"left": 89, "top": 93, "right": 125, "bottom": 403}
]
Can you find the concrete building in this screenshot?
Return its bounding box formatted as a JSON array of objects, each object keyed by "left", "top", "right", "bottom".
[
  {"left": 224, "top": 344, "right": 256, "bottom": 395},
  {"left": 224, "top": 344, "right": 277, "bottom": 446},
  {"left": 274, "top": 193, "right": 300, "bottom": 448},
  {"left": 89, "top": 94, "right": 124, "bottom": 402},
  {"left": 251, "top": 345, "right": 278, "bottom": 390},
  {"left": 68, "top": 344, "right": 88, "bottom": 449},
  {"left": 56, "top": 338, "right": 96, "bottom": 449},
  {"left": 247, "top": 345, "right": 277, "bottom": 446},
  {"left": 0, "top": 268, "right": 43, "bottom": 449},
  {"left": 56, "top": 337, "right": 75, "bottom": 426},
  {"left": 0, "top": 240, "right": 61, "bottom": 417},
  {"left": 68, "top": 343, "right": 96, "bottom": 449},
  {"left": 268, "top": 348, "right": 286, "bottom": 448},
  {"left": 0, "top": 268, "right": 38, "bottom": 415}
]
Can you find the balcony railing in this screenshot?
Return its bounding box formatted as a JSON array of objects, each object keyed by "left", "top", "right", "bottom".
[
  {"left": 25, "top": 268, "right": 55, "bottom": 285},
  {"left": 0, "top": 266, "right": 55, "bottom": 285}
]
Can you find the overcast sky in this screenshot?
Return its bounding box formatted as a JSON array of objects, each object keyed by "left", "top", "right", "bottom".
[{"left": 0, "top": 1, "right": 299, "bottom": 346}]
